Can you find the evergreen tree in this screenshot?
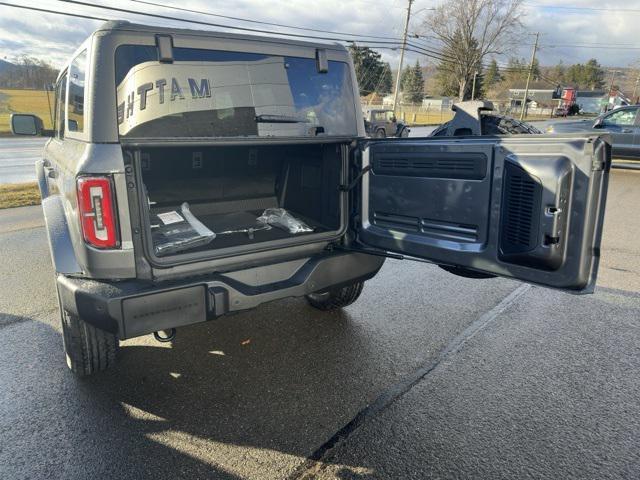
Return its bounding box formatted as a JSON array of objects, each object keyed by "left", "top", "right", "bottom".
[
  {"left": 378, "top": 63, "right": 393, "bottom": 96},
  {"left": 401, "top": 60, "right": 425, "bottom": 104},
  {"left": 434, "top": 30, "right": 482, "bottom": 99},
  {"left": 563, "top": 59, "right": 605, "bottom": 90},
  {"left": 584, "top": 59, "right": 605, "bottom": 90},
  {"left": 347, "top": 44, "right": 389, "bottom": 96},
  {"left": 484, "top": 59, "right": 502, "bottom": 88}
]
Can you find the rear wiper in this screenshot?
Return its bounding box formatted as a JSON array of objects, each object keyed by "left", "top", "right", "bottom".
[{"left": 254, "top": 114, "right": 309, "bottom": 123}]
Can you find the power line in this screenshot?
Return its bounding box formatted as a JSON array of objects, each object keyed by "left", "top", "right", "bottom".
[
  {"left": 130, "top": 0, "right": 408, "bottom": 41},
  {"left": 56, "top": 0, "right": 452, "bottom": 56},
  {"left": 542, "top": 44, "right": 640, "bottom": 50},
  {"left": 523, "top": 2, "right": 640, "bottom": 13},
  {"left": 0, "top": 1, "right": 107, "bottom": 22},
  {"left": 51, "top": 0, "right": 456, "bottom": 62},
  {"left": 0, "top": 1, "right": 459, "bottom": 71},
  {"left": 0, "top": 0, "right": 560, "bottom": 91}
]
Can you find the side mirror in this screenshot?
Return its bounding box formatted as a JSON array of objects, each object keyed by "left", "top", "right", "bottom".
[
  {"left": 593, "top": 118, "right": 603, "bottom": 129},
  {"left": 11, "top": 114, "right": 44, "bottom": 136}
]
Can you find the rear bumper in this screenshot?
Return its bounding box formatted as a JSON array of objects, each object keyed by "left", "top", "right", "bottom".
[{"left": 56, "top": 252, "right": 384, "bottom": 340}]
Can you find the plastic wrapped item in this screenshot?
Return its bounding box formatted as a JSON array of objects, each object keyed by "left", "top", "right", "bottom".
[
  {"left": 257, "top": 208, "right": 314, "bottom": 234},
  {"left": 152, "top": 202, "right": 216, "bottom": 256}
]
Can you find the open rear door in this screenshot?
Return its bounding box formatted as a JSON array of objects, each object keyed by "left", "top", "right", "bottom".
[{"left": 358, "top": 135, "right": 610, "bottom": 293}]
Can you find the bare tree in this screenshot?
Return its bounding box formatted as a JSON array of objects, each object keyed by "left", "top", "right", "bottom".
[
  {"left": 421, "top": 0, "right": 525, "bottom": 100},
  {"left": 0, "top": 55, "right": 58, "bottom": 89}
]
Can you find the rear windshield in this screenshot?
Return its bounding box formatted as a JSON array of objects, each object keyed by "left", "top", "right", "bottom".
[{"left": 115, "top": 45, "right": 357, "bottom": 138}]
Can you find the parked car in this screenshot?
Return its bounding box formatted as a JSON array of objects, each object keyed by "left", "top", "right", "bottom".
[
  {"left": 363, "top": 109, "right": 410, "bottom": 137},
  {"left": 11, "top": 21, "right": 610, "bottom": 376},
  {"left": 546, "top": 105, "right": 640, "bottom": 159}
]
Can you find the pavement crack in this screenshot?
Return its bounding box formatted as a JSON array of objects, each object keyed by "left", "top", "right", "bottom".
[{"left": 289, "top": 283, "right": 532, "bottom": 479}]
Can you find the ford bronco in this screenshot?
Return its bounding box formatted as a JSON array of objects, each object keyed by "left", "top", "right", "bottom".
[{"left": 11, "top": 21, "right": 610, "bottom": 376}]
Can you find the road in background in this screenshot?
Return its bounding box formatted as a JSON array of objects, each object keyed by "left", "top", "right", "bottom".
[
  {"left": 1, "top": 169, "right": 639, "bottom": 479},
  {"left": 0, "top": 137, "right": 47, "bottom": 184}
]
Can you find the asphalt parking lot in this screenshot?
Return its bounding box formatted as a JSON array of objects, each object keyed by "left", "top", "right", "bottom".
[{"left": 1, "top": 159, "right": 640, "bottom": 479}]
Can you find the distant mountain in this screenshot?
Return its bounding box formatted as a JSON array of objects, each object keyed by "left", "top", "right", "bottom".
[{"left": 0, "top": 59, "right": 18, "bottom": 75}]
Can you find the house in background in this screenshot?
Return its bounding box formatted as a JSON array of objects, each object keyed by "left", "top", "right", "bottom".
[{"left": 508, "top": 85, "right": 562, "bottom": 112}]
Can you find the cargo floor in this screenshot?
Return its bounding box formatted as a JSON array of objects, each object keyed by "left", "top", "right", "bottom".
[{"left": 151, "top": 208, "right": 329, "bottom": 254}]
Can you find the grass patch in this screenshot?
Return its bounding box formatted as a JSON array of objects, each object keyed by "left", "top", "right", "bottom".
[
  {"left": 0, "top": 89, "right": 54, "bottom": 133},
  {"left": 0, "top": 182, "right": 41, "bottom": 209}
]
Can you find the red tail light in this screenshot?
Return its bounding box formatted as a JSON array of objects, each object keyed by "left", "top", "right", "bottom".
[{"left": 77, "top": 176, "right": 119, "bottom": 249}]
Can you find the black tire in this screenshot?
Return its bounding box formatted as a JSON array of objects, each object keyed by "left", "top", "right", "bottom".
[
  {"left": 399, "top": 127, "right": 409, "bottom": 137},
  {"left": 60, "top": 308, "right": 118, "bottom": 376},
  {"left": 375, "top": 128, "right": 386, "bottom": 138},
  {"left": 306, "top": 282, "right": 365, "bottom": 311}
]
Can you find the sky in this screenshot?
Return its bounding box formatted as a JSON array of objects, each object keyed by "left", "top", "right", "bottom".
[{"left": 0, "top": 0, "right": 639, "bottom": 70}]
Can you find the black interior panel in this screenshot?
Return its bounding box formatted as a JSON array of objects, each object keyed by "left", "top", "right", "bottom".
[
  {"left": 135, "top": 144, "right": 343, "bottom": 255},
  {"left": 360, "top": 137, "right": 610, "bottom": 292},
  {"left": 367, "top": 142, "right": 493, "bottom": 250}
]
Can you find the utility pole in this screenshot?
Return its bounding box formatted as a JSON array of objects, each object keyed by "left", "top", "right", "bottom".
[
  {"left": 520, "top": 32, "right": 539, "bottom": 121},
  {"left": 471, "top": 71, "right": 479, "bottom": 100},
  {"left": 392, "top": 0, "right": 413, "bottom": 112}
]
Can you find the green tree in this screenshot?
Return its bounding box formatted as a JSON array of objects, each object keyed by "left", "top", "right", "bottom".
[
  {"left": 583, "top": 59, "right": 605, "bottom": 90},
  {"left": 434, "top": 30, "right": 483, "bottom": 100},
  {"left": 484, "top": 58, "right": 502, "bottom": 87},
  {"left": 401, "top": 60, "right": 425, "bottom": 103},
  {"left": 347, "top": 44, "right": 390, "bottom": 96},
  {"left": 564, "top": 60, "right": 605, "bottom": 90},
  {"left": 378, "top": 62, "right": 393, "bottom": 95}
]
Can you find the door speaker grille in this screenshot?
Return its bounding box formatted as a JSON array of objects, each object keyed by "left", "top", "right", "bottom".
[
  {"left": 373, "top": 152, "right": 486, "bottom": 179},
  {"left": 500, "top": 162, "right": 542, "bottom": 254}
]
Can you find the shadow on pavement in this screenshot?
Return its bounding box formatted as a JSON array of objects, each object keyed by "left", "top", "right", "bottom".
[{"left": 1, "top": 301, "right": 380, "bottom": 479}]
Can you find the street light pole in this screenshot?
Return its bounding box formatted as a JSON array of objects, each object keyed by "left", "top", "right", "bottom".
[
  {"left": 392, "top": 0, "right": 413, "bottom": 112},
  {"left": 520, "top": 32, "right": 539, "bottom": 121},
  {"left": 471, "top": 71, "right": 479, "bottom": 100}
]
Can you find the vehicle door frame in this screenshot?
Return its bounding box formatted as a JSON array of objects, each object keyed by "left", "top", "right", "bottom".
[{"left": 354, "top": 134, "right": 611, "bottom": 293}]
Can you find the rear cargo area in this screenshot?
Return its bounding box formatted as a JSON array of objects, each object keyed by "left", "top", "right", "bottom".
[{"left": 130, "top": 143, "right": 345, "bottom": 258}]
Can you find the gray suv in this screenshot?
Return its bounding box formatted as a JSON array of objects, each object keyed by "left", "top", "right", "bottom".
[
  {"left": 12, "top": 21, "right": 611, "bottom": 376},
  {"left": 546, "top": 105, "right": 640, "bottom": 159}
]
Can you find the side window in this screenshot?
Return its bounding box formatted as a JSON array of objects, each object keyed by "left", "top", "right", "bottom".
[
  {"left": 54, "top": 72, "right": 68, "bottom": 140},
  {"left": 602, "top": 108, "right": 637, "bottom": 127},
  {"left": 68, "top": 50, "right": 87, "bottom": 133}
]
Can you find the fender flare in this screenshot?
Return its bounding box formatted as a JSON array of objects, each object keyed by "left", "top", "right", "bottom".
[{"left": 42, "top": 195, "right": 82, "bottom": 275}]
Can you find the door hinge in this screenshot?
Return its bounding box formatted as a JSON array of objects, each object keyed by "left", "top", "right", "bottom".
[{"left": 339, "top": 165, "right": 371, "bottom": 192}]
